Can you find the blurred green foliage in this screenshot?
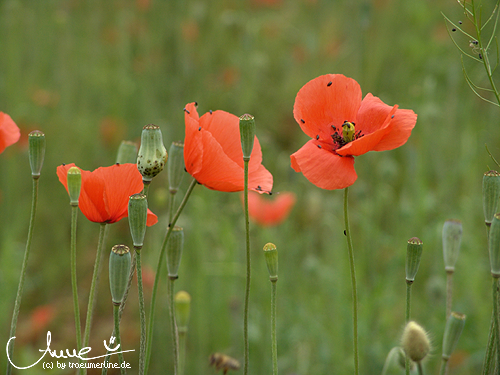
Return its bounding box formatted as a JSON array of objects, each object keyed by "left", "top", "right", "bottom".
[{"left": 1, "top": 0, "right": 499, "bottom": 374}]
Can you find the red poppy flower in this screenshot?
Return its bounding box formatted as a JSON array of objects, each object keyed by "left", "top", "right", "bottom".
[
  {"left": 291, "top": 74, "right": 417, "bottom": 190},
  {"left": 246, "top": 191, "right": 296, "bottom": 227},
  {"left": 57, "top": 163, "right": 158, "bottom": 225},
  {"left": 0, "top": 112, "right": 20, "bottom": 153},
  {"left": 184, "top": 102, "right": 273, "bottom": 193}
]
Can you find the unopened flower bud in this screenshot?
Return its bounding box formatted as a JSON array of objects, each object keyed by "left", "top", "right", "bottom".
[
  {"left": 175, "top": 290, "right": 191, "bottom": 332},
  {"left": 239, "top": 114, "right": 255, "bottom": 161},
  {"left": 406, "top": 237, "right": 423, "bottom": 283},
  {"left": 442, "top": 312, "right": 466, "bottom": 360},
  {"left": 28, "top": 130, "right": 45, "bottom": 178},
  {"left": 381, "top": 347, "right": 412, "bottom": 375},
  {"left": 483, "top": 171, "right": 500, "bottom": 225},
  {"left": 401, "top": 321, "right": 431, "bottom": 363},
  {"left": 137, "top": 124, "right": 167, "bottom": 182},
  {"left": 442, "top": 220, "right": 462, "bottom": 272},
  {"left": 116, "top": 140, "right": 138, "bottom": 164},
  {"left": 489, "top": 213, "right": 500, "bottom": 277},
  {"left": 166, "top": 226, "right": 184, "bottom": 279},
  {"left": 109, "top": 245, "right": 131, "bottom": 305},
  {"left": 67, "top": 167, "right": 82, "bottom": 206},
  {"left": 128, "top": 193, "right": 148, "bottom": 248},
  {"left": 263, "top": 242, "right": 278, "bottom": 281},
  {"left": 168, "top": 141, "right": 185, "bottom": 195}
]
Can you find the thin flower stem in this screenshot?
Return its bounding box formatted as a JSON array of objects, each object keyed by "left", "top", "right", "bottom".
[
  {"left": 6, "top": 178, "right": 39, "bottom": 375},
  {"left": 446, "top": 271, "right": 454, "bottom": 319},
  {"left": 136, "top": 248, "right": 146, "bottom": 375},
  {"left": 482, "top": 312, "right": 496, "bottom": 375},
  {"left": 343, "top": 187, "right": 359, "bottom": 375},
  {"left": 405, "top": 281, "right": 412, "bottom": 375},
  {"left": 178, "top": 330, "right": 187, "bottom": 375},
  {"left": 71, "top": 205, "right": 84, "bottom": 375},
  {"left": 439, "top": 358, "right": 449, "bottom": 375},
  {"left": 417, "top": 361, "right": 425, "bottom": 375},
  {"left": 142, "top": 182, "right": 150, "bottom": 196},
  {"left": 493, "top": 277, "right": 500, "bottom": 371},
  {"left": 271, "top": 280, "right": 278, "bottom": 375},
  {"left": 113, "top": 304, "right": 126, "bottom": 375},
  {"left": 169, "top": 193, "right": 175, "bottom": 223},
  {"left": 243, "top": 158, "right": 251, "bottom": 375},
  {"left": 168, "top": 277, "right": 179, "bottom": 375},
  {"left": 144, "top": 178, "right": 197, "bottom": 374}
]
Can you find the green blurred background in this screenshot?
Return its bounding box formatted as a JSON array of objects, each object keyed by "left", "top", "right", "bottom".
[{"left": 1, "top": 0, "right": 499, "bottom": 373}]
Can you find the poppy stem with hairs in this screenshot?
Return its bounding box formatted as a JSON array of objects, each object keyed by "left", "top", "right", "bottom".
[
  {"left": 135, "top": 247, "right": 146, "bottom": 375},
  {"left": 144, "top": 178, "right": 197, "bottom": 374},
  {"left": 343, "top": 187, "right": 359, "bottom": 375},
  {"left": 243, "top": 158, "right": 251, "bottom": 375}
]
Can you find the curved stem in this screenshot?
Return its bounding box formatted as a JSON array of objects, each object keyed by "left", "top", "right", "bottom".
[
  {"left": 168, "top": 277, "right": 179, "bottom": 374},
  {"left": 6, "top": 178, "right": 39, "bottom": 375},
  {"left": 144, "top": 178, "right": 197, "bottom": 374},
  {"left": 271, "top": 280, "right": 278, "bottom": 375},
  {"left": 114, "top": 304, "right": 126, "bottom": 375},
  {"left": 136, "top": 248, "right": 146, "bottom": 375},
  {"left": 243, "top": 158, "right": 251, "bottom": 375},
  {"left": 70, "top": 205, "right": 83, "bottom": 374},
  {"left": 343, "top": 187, "right": 359, "bottom": 375}
]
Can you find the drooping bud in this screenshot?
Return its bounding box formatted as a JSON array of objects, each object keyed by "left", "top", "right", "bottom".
[
  {"left": 442, "top": 312, "right": 466, "bottom": 360},
  {"left": 342, "top": 121, "right": 355, "bottom": 143},
  {"left": 67, "top": 167, "right": 82, "bottom": 206},
  {"left": 128, "top": 193, "right": 148, "bottom": 248},
  {"left": 116, "top": 140, "right": 138, "bottom": 164},
  {"left": 28, "top": 130, "right": 45, "bottom": 178},
  {"left": 167, "top": 141, "right": 185, "bottom": 195},
  {"left": 483, "top": 171, "right": 500, "bottom": 226},
  {"left": 381, "top": 347, "right": 412, "bottom": 375},
  {"left": 442, "top": 220, "right": 462, "bottom": 272},
  {"left": 137, "top": 124, "right": 167, "bottom": 183},
  {"left": 401, "top": 321, "right": 431, "bottom": 363},
  {"left": 239, "top": 114, "right": 255, "bottom": 161},
  {"left": 263, "top": 242, "right": 278, "bottom": 281},
  {"left": 175, "top": 290, "right": 191, "bottom": 333},
  {"left": 489, "top": 213, "right": 500, "bottom": 277},
  {"left": 406, "top": 237, "right": 423, "bottom": 283},
  {"left": 109, "top": 245, "right": 131, "bottom": 305},
  {"left": 166, "top": 226, "right": 184, "bottom": 279}
]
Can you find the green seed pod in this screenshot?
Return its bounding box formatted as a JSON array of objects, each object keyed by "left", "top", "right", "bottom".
[
  {"left": 28, "top": 130, "right": 45, "bottom": 178},
  {"left": 128, "top": 193, "right": 148, "bottom": 248},
  {"left": 406, "top": 237, "right": 423, "bottom": 283},
  {"left": 483, "top": 171, "right": 500, "bottom": 225},
  {"left": 442, "top": 220, "right": 462, "bottom": 272},
  {"left": 137, "top": 124, "right": 168, "bottom": 182},
  {"left": 489, "top": 213, "right": 500, "bottom": 277},
  {"left": 239, "top": 114, "right": 255, "bottom": 161},
  {"left": 167, "top": 141, "right": 185, "bottom": 195},
  {"left": 166, "top": 226, "right": 184, "bottom": 279},
  {"left": 401, "top": 321, "right": 431, "bottom": 363},
  {"left": 175, "top": 290, "right": 191, "bottom": 332},
  {"left": 342, "top": 121, "right": 355, "bottom": 143},
  {"left": 116, "top": 140, "right": 138, "bottom": 164},
  {"left": 442, "top": 312, "right": 466, "bottom": 360},
  {"left": 263, "top": 242, "right": 278, "bottom": 281},
  {"left": 109, "top": 245, "right": 131, "bottom": 305},
  {"left": 67, "top": 167, "right": 82, "bottom": 206}
]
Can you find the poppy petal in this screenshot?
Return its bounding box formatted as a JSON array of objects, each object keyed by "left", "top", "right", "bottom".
[
  {"left": 248, "top": 163, "right": 273, "bottom": 193},
  {"left": 370, "top": 108, "right": 417, "bottom": 151},
  {"left": 247, "top": 191, "right": 296, "bottom": 226},
  {"left": 0, "top": 112, "right": 20, "bottom": 153},
  {"left": 290, "top": 139, "right": 357, "bottom": 190},
  {"left": 293, "top": 74, "right": 362, "bottom": 139},
  {"left": 184, "top": 103, "right": 203, "bottom": 176}
]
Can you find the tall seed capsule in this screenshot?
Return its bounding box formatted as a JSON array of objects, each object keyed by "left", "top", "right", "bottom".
[
  {"left": 128, "top": 193, "right": 148, "bottom": 248},
  {"left": 239, "top": 114, "right": 255, "bottom": 161},
  {"left": 406, "top": 237, "right": 423, "bottom": 283},
  {"left": 28, "top": 130, "right": 45, "bottom": 178},
  {"left": 442, "top": 220, "right": 462, "bottom": 272},
  {"left": 263, "top": 243, "right": 278, "bottom": 281},
  {"left": 67, "top": 167, "right": 82, "bottom": 206},
  {"left": 116, "top": 140, "right": 138, "bottom": 164},
  {"left": 167, "top": 141, "right": 185, "bottom": 195},
  {"left": 137, "top": 124, "right": 168, "bottom": 182},
  {"left": 483, "top": 171, "right": 500, "bottom": 225},
  {"left": 175, "top": 290, "right": 191, "bottom": 333},
  {"left": 489, "top": 213, "right": 500, "bottom": 277},
  {"left": 109, "top": 245, "right": 131, "bottom": 305},
  {"left": 442, "top": 312, "right": 466, "bottom": 360},
  {"left": 166, "top": 226, "right": 184, "bottom": 279}
]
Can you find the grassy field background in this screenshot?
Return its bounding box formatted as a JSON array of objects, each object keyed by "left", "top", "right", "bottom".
[{"left": 1, "top": 0, "right": 500, "bottom": 374}]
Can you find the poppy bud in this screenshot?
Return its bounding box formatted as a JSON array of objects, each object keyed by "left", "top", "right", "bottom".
[
  {"left": 239, "top": 114, "right": 255, "bottom": 161},
  {"left": 175, "top": 290, "right": 191, "bottom": 333},
  {"left": 406, "top": 237, "right": 423, "bottom": 283},
  {"left": 67, "top": 167, "right": 82, "bottom": 206},
  {"left": 442, "top": 220, "right": 462, "bottom": 272},
  {"left": 381, "top": 347, "right": 412, "bottom": 374},
  {"left": 28, "top": 130, "right": 45, "bottom": 178},
  {"left": 167, "top": 141, "right": 185, "bottom": 195},
  {"left": 109, "top": 244, "right": 131, "bottom": 305},
  {"left": 166, "top": 226, "right": 184, "bottom": 279},
  {"left": 116, "top": 140, "right": 138, "bottom": 164},
  {"left": 483, "top": 170, "right": 500, "bottom": 226},
  {"left": 442, "top": 312, "right": 466, "bottom": 360},
  {"left": 401, "top": 321, "right": 431, "bottom": 363},
  {"left": 137, "top": 124, "right": 168, "bottom": 182},
  {"left": 489, "top": 213, "right": 500, "bottom": 277},
  {"left": 128, "top": 193, "right": 148, "bottom": 248},
  {"left": 263, "top": 242, "right": 278, "bottom": 281}
]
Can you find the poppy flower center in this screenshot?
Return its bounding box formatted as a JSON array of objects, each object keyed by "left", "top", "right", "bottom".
[{"left": 330, "top": 121, "right": 364, "bottom": 149}]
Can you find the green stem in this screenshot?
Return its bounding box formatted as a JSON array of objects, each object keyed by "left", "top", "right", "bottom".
[
  {"left": 178, "top": 330, "right": 187, "bottom": 375},
  {"left": 169, "top": 193, "right": 175, "bottom": 223},
  {"left": 343, "top": 187, "right": 359, "bottom": 375},
  {"left": 493, "top": 277, "right": 500, "bottom": 372},
  {"left": 439, "top": 358, "right": 449, "bottom": 375},
  {"left": 70, "top": 205, "right": 83, "bottom": 375},
  {"left": 114, "top": 304, "right": 126, "bottom": 375},
  {"left": 446, "top": 271, "right": 453, "bottom": 319},
  {"left": 417, "top": 361, "right": 425, "bottom": 375},
  {"left": 406, "top": 281, "right": 412, "bottom": 375},
  {"left": 168, "top": 277, "right": 179, "bottom": 375},
  {"left": 271, "top": 280, "right": 278, "bottom": 375},
  {"left": 6, "top": 177, "right": 39, "bottom": 375},
  {"left": 482, "top": 312, "right": 496, "bottom": 375},
  {"left": 142, "top": 182, "right": 150, "bottom": 196},
  {"left": 136, "top": 248, "right": 146, "bottom": 375},
  {"left": 144, "top": 178, "right": 197, "bottom": 374},
  {"left": 243, "top": 158, "right": 251, "bottom": 375}
]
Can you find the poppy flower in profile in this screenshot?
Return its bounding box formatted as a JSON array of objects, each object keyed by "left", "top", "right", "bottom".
[
  {"left": 183, "top": 102, "right": 273, "bottom": 193},
  {"left": 0, "top": 112, "right": 20, "bottom": 153},
  {"left": 57, "top": 163, "right": 158, "bottom": 226},
  {"left": 245, "top": 191, "right": 296, "bottom": 227},
  {"left": 291, "top": 74, "right": 417, "bottom": 190}
]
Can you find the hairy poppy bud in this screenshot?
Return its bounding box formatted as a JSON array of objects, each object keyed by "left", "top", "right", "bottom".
[
  {"left": 483, "top": 171, "right": 500, "bottom": 226},
  {"left": 239, "top": 114, "right": 255, "bottom": 161},
  {"left": 401, "top": 321, "right": 431, "bottom": 363},
  {"left": 406, "top": 237, "right": 423, "bottom": 283},
  {"left": 28, "top": 130, "right": 45, "bottom": 178},
  {"left": 168, "top": 141, "right": 185, "bottom": 195},
  {"left": 263, "top": 242, "right": 278, "bottom": 281},
  {"left": 137, "top": 124, "right": 167, "bottom": 182},
  {"left": 116, "top": 140, "right": 138, "bottom": 164},
  {"left": 128, "top": 193, "right": 148, "bottom": 248},
  {"left": 442, "top": 220, "right": 462, "bottom": 272},
  {"left": 175, "top": 290, "right": 191, "bottom": 333},
  {"left": 67, "top": 167, "right": 82, "bottom": 206},
  {"left": 166, "top": 226, "right": 184, "bottom": 279},
  {"left": 442, "top": 312, "right": 466, "bottom": 360},
  {"left": 109, "top": 245, "right": 131, "bottom": 305}
]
